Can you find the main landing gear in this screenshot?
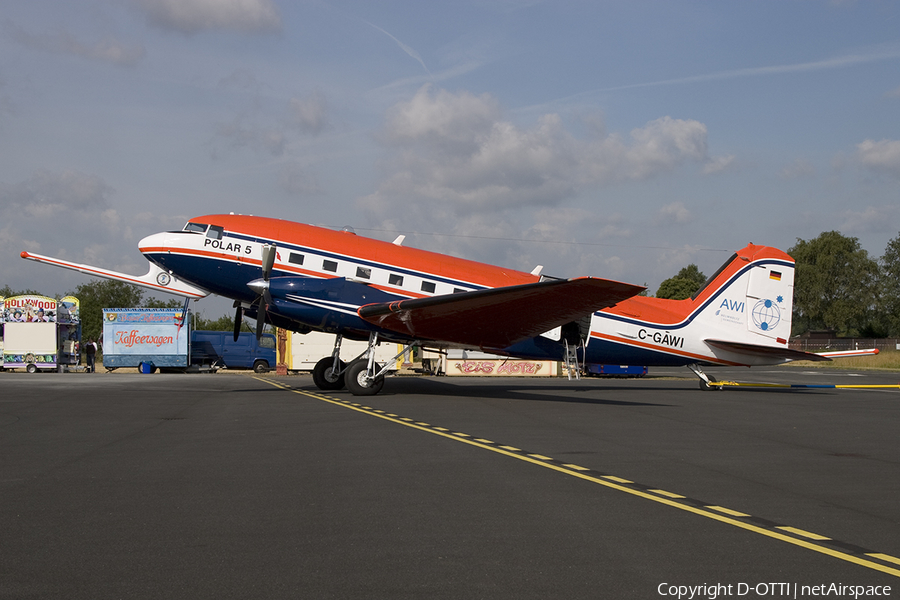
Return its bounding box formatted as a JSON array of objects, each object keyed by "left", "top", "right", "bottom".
[
  {"left": 688, "top": 363, "right": 720, "bottom": 391},
  {"left": 311, "top": 332, "right": 411, "bottom": 396}
]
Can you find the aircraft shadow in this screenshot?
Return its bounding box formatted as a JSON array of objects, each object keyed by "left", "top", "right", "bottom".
[{"left": 327, "top": 376, "right": 674, "bottom": 407}]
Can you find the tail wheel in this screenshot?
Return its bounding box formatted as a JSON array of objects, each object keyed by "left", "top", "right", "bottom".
[
  {"left": 312, "top": 357, "right": 346, "bottom": 390},
  {"left": 345, "top": 359, "right": 384, "bottom": 396},
  {"left": 698, "top": 375, "right": 719, "bottom": 391}
]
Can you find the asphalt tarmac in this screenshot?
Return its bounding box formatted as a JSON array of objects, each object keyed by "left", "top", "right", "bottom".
[{"left": 2, "top": 367, "right": 899, "bottom": 599}]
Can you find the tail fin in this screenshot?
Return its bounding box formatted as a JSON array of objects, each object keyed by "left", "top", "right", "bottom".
[{"left": 692, "top": 244, "right": 796, "bottom": 349}]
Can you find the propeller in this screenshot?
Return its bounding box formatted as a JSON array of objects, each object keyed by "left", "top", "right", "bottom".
[
  {"left": 246, "top": 243, "right": 277, "bottom": 341},
  {"left": 232, "top": 301, "right": 243, "bottom": 342}
]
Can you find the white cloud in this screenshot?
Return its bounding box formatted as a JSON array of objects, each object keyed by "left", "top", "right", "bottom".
[
  {"left": 779, "top": 158, "right": 816, "bottom": 180},
  {"left": 839, "top": 205, "right": 900, "bottom": 234},
  {"left": 7, "top": 22, "right": 145, "bottom": 66},
  {"left": 703, "top": 154, "right": 736, "bottom": 175},
  {"left": 290, "top": 93, "right": 329, "bottom": 136},
  {"left": 279, "top": 163, "right": 322, "bottom": 196},
  {"left": 211, "top": 117, "right": 285, "bottom": 156},
  {"left": 364, "top": 86, "right": 713, "bottom": 220},
  {"left": 656, "top": 201, "right": 691, "bottom": 225},
  {"left": 857, "top": 139, "right": 900, "bottom": 177},
  {"left": 137, "top": 0, "right": 281, "bottom": 34},
  {"left": 382, "top": 85, "right": 501, "bottom": 152},
  {"left": 0, "top": 170, "right": 151, "bottom": 294}
]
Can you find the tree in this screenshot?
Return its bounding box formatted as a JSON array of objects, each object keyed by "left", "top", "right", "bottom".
[
  {"left": 194, "top": 312, "right": 249, "bottom": 331},
  {"left": 0, "top": 285, "right": 43, "bottom": 297},
  {"left": 788, "top": 231, "right": 879, "bottom": 337},
  {"left": 656, "top": 264, "right": 706, "bottom": 300},
  {"left": 69, "top": 280, "right": 145, "bottom": 343},
  {"left": 879, "top": 233, "right": 900, "bottom": 336},
  {"left": 143, "top": 297, "right": 183, "bottom": 309}
]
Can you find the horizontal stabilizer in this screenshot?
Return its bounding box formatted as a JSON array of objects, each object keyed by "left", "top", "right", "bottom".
[
  {"left": 818, "top": 348, "right": 879, "bottom": 358},
  {"left": 20, "top": 251, "right": 209, "bottom": 299},
  {"left": 359, "top": 277, "right": 645, "bottom": 349},
  {"left": 705, "top": 339, "right": 831, "bottom": 362}
]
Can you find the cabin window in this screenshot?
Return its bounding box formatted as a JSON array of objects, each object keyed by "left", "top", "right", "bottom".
[
  {"left": 184, "top": 222, "right": 207, "bottom": 234},
  {"left": 356, "top": 267, "right": 371, "bottom": 279},
  {"left": 389, "top": 274, "right": 404, "bottom": 286},
  {"left": 206, "top": 226, "right": 224, "bottom": 240},
  {"left": 421, "top": 281, "right": 436, "bottom": 293},
  {"left": 289, "top": 252, "right": 304, "bottom": 266},
  {"left": 453, "top": 288, "right": 466, "bottom": 294},
  {"left": 323, "top": 259, "right": 338, "bottom": 272}
]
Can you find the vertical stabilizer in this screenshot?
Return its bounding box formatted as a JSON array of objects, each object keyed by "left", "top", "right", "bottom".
[{"left": 690, "top": 244, "right": 796, "bottom": 350}]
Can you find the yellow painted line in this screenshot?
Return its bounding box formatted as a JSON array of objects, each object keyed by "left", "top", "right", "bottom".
[
  {"left": 777, "top": 526, "right": 831, "bottom": 541},
  {"left": 415, "top": 422, "right": 430, "bottom": 427},
  {"left": 474, "top": 438, "right": 494, "bottom": 444},
  {"left": 562, "top": 464, "right": 590, "bottom": 471},
  {"left": 434, "top": 427, "right": 449, "bottom": 432},
  {"left": 453, "top": 432, "right": 470, "bottom": 438},
  {"left": 707, "top": 505, "right": 751, "bottom": 517},
  {"left": 253, "top": 378, "right": 900, "bottom": 579},
  {"left": 528, "top": 454, "right": 554, "bottom": 461},
  {"left": 650, "top": 489, "right": 686, "bottom": 499},
  {"left": 499, "top": 445, "right": 520, "bottom": 452},
  {"left": 868, "top": 554, "right": 900, "bottom": 566},
  {"left": 603, "top": 476, "right": 633, "bottom": 484}
]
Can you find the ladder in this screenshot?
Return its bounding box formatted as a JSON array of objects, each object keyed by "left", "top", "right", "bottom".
[{"left": 564, "top": 339, "right": 582, "bottom": 381}]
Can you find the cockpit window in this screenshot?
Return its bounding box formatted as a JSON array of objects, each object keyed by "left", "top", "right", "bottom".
[
  {"left": 184, "top": 222, "right": 208, "bottom": 234},
  {"left": 206, "top": 225, "right": 224, "bottom": 240}
]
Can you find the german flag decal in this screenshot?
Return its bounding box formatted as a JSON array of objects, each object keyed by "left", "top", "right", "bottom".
[{"left": 770, "top": 270, "right": 782, "bottom": 281}]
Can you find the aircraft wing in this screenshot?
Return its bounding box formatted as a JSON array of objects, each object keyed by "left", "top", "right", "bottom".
[
  {"left": 704, "top": 339, "right": 831, "bottom": 362},
  {"left": 21, "top": 251, "right": 209, "bottom": 299},
  {"left": 358, "top": 277, "right": 645, "bottom": 349}
]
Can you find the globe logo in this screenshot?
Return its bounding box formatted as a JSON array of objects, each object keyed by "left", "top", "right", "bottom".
[{"left": 751, "top": 299, "right": 781, "bottom": 331}]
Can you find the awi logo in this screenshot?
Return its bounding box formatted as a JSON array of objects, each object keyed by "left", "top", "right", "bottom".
[{"left": 751, "top": 299, "right": 781, "bottom": 331}]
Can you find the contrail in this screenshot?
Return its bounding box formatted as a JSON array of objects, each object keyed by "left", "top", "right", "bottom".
[
  {"left": 364, "top": 20, "right": 432, "bottom": 78},
  {"left": 602, "top": 43, "right": 900, "bottom": 92}
]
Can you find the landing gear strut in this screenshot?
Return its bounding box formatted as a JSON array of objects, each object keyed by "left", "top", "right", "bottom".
[
  {"left": 310, "top": 332, "right": 414, "bottom": 396},
  {"left": 312, "top": 334, "right": 347, "bottom": 390},
  {"left": 688, "top": 363, "right": 719, "bottom": 391}
]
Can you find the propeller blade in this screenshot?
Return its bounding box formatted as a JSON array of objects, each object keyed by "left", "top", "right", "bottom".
[
  {"left": 233, "top": 302, "right": 243, "bottom": 342},
  {"left": 261, "top": 244, "right": 276, "bottom": 281},
  {"left": 255, "top": 308, "right": 266, "bottom": 341}
]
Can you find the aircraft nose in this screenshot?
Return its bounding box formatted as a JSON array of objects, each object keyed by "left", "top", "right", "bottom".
[{"left": 138, "top": 231, "right": 171, "bottom": 255}]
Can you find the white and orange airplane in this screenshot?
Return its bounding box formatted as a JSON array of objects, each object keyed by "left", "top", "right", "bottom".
[{"left": 22, "top": 213, "right": 841, "bottom": 395}]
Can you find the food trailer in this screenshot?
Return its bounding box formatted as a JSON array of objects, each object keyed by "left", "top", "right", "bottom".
[
  {"left": 1, "top": 295, "right": 81, "bottom": 372},
  {"left": 101, "top": 308, "right": 190, "bottom": 371}
]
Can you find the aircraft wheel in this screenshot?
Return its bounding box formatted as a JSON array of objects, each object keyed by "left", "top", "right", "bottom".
[
  {"left": 698, "top": 375, "right": 719, "bottom": 391},
  {"left": 312, "top": 357, "right": 346, "bottom": 390},
  {"left": 345, "top": 359, "right": 384, "bottom": 396}
]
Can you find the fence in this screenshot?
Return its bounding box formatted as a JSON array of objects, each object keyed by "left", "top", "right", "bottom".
[{"left": 789, "top": 338, "right": 900, "bottom": 352}]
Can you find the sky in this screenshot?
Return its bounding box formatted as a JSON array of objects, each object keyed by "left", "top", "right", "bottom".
[{"left": 1, "top": 0, "right": 899, "bottom": 318}]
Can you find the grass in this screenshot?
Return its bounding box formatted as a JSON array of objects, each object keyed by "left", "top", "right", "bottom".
[{"left": 783, "top": 350, "right": 900, "bottom": 371}]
